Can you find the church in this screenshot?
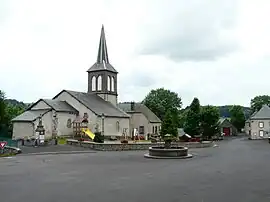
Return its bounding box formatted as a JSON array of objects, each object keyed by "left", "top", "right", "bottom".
[{"left": 12, "top": 26, "right": 161, "bottom": 140}]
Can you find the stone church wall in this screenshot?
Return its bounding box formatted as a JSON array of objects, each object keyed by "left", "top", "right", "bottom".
[
  {"left": 103, "top": 117, "right": 130, "bottom": 136},
  {"left": 31, "top": 100, "right": 51, "bottom": 110},
  {"left": 12, "top": 122, "right": 34, "bottom": 139},
  {"left": 56, "top": 112, "right": 77, "bottom": 136},
  {"left": 54, "top": 91, "right": 98, "bottom": 132}
]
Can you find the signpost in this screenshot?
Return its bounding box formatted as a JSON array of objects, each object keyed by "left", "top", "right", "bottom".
[{"left": 0, "top": 141, "right": 7, "bottom": 154}]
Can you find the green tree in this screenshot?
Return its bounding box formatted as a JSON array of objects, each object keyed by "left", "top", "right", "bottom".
[
  {"left": 229, "top": 105, "right": 245, "bottom": 132},
  {"left": 160, "top": 110, "right": 178, "bottom": 137},
  {"left": 142, "top": 88, "right": 182, "bottom": 121},
  {"left": 250, "top": 95, "right": 270, "bottom": 113},
  {"left": 0, "top": 90, "right": 25, "bottom": 137},
  {"left": 183, "top": 98, "right": 201, "bottom": 137},
  {"left": 5, "top": 104, "right": 24, "bottom": 124},
  {"left": 200, "top": 105, "right": 220, "bottom": 140},
  {"left": 178, "top": 108, "right": 188, "bottom": 128},
  {"left": 0, "top": 90, "right": 7, "bottom": 125}
]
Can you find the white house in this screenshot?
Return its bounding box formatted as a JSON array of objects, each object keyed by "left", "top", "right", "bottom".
[{"left": 245, "top": 104, "right": 270, "bottom": 139}]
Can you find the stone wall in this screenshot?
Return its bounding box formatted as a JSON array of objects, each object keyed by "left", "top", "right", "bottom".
[{"left": 66, "top": 140, "right": 213, "bottom": 151}]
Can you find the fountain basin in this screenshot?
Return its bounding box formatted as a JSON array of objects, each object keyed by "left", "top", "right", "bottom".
[{"left": 144, "top": 146, "right": 193, "bottom": 159}]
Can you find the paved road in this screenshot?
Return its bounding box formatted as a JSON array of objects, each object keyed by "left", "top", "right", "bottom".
[
  {"left": 0, "top": 137, "right": 270, "bottom": 202},
  {"left": 19, "top": 144, "right": 95, "bottom": 154}
]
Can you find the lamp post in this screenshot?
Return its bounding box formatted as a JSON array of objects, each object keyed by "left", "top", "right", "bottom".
[{"left": 101, "top": 113, "right": 105, "bottom": 136}]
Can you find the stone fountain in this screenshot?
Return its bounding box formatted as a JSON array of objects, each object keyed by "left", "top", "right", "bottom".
[{"left": 144, "top": 134, "right": 193, "bottom": 159}]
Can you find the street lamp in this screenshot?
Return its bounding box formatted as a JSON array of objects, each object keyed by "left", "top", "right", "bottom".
[{"left": 101, "top": 113, "right": 105, "bottom": 136}]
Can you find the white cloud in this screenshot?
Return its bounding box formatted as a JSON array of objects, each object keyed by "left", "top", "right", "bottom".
[{"left": 1, "top": 0, "right": 270, "bottom": 107}]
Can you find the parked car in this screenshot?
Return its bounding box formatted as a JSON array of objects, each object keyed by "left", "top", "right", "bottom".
[{"left": 4, "top": 146, "right": 22, "bottom": 154}]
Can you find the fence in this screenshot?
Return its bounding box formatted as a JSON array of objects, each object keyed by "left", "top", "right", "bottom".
[{"left": 0, "top": 137, "right": 18, "bottom": 147}]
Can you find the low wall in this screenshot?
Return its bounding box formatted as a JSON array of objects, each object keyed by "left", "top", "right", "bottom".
[{"left": 66, "top": 140, "right": 213, "bottom": 151}]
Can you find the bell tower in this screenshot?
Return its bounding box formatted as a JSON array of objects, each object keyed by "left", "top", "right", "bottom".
[{"left": 87, "top": 25, "right": 118, "bottom": 106}]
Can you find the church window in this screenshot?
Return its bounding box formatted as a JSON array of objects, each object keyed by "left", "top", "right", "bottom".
[
  {"left": 91, "top": 76, "right": 96, "bottom": 91},
  {"left": 97, "top": 75, "right": 102, "bottom": 91},
  {"left": 83, "top": 113, "right": 89, "bottom": 119},
  {"left": 116, "top": 121, "right": 120, "bottom": 132},
  {"left": 67, "top": 119, "right": 72, "bottom": 128},
  {"left": 111, "top": 76, "right": 115, "bottom": 92},
  {"left": 107, "top": 76, "right": 111, "bottom": 91},
  {"left": 139, "top": 126, "right": 144, "bottom": 134}
]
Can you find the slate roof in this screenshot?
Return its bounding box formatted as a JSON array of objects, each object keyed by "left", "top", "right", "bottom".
[
  {"left": 87, "top": 25, "right": 117, "bottom": 73},
  {"left": 250, "top": 105, "right": 270, "bottom": 120},
  {"left": 27, "top": 99, "right": 78, "bottom": 113},
  {"left": 118, "top": 102, "right": 161, "bottom": 123},
  {"left": 42, "top": 99, "right": 78, "bottom": 113},
  {"left": 12, "top": 109, "right": 50, "bottom": 122},
  {"left": 219, "top": 117, "right": 230, "bottom": 124},
  {"left": 58, "top": 90, "right": 129, "bottom": 118}
]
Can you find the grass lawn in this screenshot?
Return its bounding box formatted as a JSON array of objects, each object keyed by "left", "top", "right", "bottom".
[
  {"left": 57, "top": 138, "right": 67, "bottom": 145},
  {"left": 0, "top": 153, "right": 16, "bottom": 157}
]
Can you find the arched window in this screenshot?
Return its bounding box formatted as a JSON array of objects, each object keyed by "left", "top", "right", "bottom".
[
  {"left": 111, "top": 76, "right": 115, "bottom": 92},
  {"left": 97, "top": 75, "right": 102, "bottom": 91},
  {"left": 116, "top": 121, "right": 120, "bottom": 132},
  {"left": 67, "top": 119, "right": 72, "bottom": 128},
  {"left": 107, "top": 76, "right": 111, "bottom": 91},
  {"left": 91, "top": 76, "right": 96, "bottom": 91}
]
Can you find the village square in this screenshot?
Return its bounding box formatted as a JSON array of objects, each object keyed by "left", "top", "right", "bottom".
[{"left": 1, "top": 24, "right": 270, "bottom": 201}]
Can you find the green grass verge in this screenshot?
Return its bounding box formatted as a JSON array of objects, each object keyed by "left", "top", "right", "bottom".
[
  {"left": 58, "top": 138, "right": 67, "bottom": 145},
  {"left": 0, "top": 153, "right": 16, "bottom": 157}
]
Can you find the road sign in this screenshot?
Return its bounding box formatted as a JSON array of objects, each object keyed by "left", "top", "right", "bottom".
[{"left": 0, "top": 141, "right": 7, "bottom": 149}]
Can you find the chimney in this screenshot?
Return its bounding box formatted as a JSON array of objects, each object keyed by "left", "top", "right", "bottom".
[{"left": 131, "top": 102, "right": 135, "bottom": 111}]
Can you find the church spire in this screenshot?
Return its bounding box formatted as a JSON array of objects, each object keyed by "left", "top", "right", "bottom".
[
  {"left": 97, "top": 25, "right": 109, "bottom": 64},
  {"left": 87, "top": 25, "right": 117, "bottom": 73}
]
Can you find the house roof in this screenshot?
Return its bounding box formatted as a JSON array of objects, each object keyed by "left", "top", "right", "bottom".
[
  {"left": 55, "top": 90, "right": 129, "bottom": 118},
  {"left": 118, "top": 102, "right": 161, "bottom": 123},
  {"left": 42, "top": 99, "right": 78, "bottom": 113},
  {"left": 87, "top": 25, "right": 117, "bottom": 73},
  {"left": 250, "top": 104, "right": 270, "bottom": 120},
  {"left": 27, "top": 99, "right": 78, "bottom": 113},
  {"left": 12, "top": 109, "right": 50, "bottom": 122},
  {"left": 219, "top": 117, "right": 230, "bottom": 124}
]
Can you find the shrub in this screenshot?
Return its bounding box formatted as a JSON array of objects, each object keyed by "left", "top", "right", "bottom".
[{"left": 93, "top": 132, "right": 104, "bottom": 143}]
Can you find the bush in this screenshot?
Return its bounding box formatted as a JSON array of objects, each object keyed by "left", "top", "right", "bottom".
[
  {"left": 93, "top": 132, "right": 104, "bottom": 143},
  {"left": 121, "top": 139, "right": 128, "bottom": 144}
]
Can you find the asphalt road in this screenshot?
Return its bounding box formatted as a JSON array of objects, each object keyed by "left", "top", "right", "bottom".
[
  {"left": 0, "top": 137, "right": 270, "bottom": 202},
  {"left": 20, "top": 144, "right": 95, "bottom": 154}
]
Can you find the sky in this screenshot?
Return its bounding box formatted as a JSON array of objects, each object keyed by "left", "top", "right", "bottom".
[{"left": 1, "top": 0, "right": 270, "bottom": 107}]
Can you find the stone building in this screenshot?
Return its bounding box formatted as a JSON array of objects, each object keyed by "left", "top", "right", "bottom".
[
  {"left": 219, "top": 117, "right": 237, "bottom": 136},
  {"left": 245, "top": 104, "right": 270, "bottom": 139},
  {"left": 11, "top": 25, "right": 159, "bottom": 140},
  {"left": 118, "top": 102, "right": 161, "bottom": 138}
]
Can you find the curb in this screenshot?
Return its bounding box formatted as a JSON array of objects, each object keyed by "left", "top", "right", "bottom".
[{"left": 18, "top": 150, "right": 97, "bottom": 156}]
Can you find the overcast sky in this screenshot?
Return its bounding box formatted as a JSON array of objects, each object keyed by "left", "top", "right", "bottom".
[{"left": 1, "top": 0, "right": 270, "bottom": 107}]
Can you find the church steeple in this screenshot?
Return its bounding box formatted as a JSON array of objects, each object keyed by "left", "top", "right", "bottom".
[
  {"left": 87, "top": 25, "right": 118, "bottom": 106},
  {"left": 97, "top": 25, "right": 109, "bottom": 64},
  {"left": 87, "top": 25, "right": 117, "bottom": 73}
]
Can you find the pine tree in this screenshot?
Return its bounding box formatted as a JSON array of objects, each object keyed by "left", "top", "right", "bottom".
[
  {"left": 183, "top": 98, "right": 201, "bottom": 137},
  {"left": 161, "top": 110, "right": 178, "bottom": 137}
]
